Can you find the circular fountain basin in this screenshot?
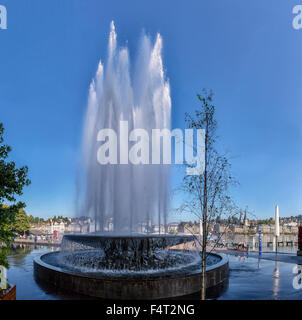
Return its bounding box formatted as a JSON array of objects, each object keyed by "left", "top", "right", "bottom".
[{"left": 34, "top": 234, "right": 229, "bottom": 299}]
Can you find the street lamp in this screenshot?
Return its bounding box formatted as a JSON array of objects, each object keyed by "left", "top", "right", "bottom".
[{"left": 275, "top": 205, "right": 280, "bottom": 254}]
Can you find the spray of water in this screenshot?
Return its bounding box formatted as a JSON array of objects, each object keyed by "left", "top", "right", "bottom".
[{"left": 76, "top": 22, "right": 171, "bottom": 233}]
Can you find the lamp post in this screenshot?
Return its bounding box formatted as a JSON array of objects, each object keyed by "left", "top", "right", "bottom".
[
  {"left": 297, "top": 226, "right": 302, "bottom": 256},
  {"left": 258, "top": 230, "right": 262, "bottom": 255},
  {"left": 275, "top": 205, "right": 280, "bottom": 254}
]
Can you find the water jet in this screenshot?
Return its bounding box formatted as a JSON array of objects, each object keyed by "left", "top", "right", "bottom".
[{"left": 34, "top": 22, "right": 228, "bottom": 299}]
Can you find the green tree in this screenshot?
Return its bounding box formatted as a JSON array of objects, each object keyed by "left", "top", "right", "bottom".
[
  {"left": 29, "top": 215, "right": 34, "bottom": 224},
  {"left": 0, "top": 123, "right": 30, "bottom": 267},
  {"left": 12, "top": 209, "right": 30, "bottom": 235}
]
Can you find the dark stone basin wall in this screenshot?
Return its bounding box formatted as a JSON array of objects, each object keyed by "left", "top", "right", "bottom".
[{"left": 34, "top": 252, "right": 228, "bottom": 300}]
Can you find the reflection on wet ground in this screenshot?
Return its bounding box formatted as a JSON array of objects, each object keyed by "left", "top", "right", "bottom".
[
  {"left": 219, "top": 252, "right": 302, "bottom": 300},
  {"left": 5, "top": 245, "right": 302, "bottom": 299}
]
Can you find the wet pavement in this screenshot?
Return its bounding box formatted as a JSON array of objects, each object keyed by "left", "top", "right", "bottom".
[
  {"left": 219, "top": 251, "right": 302, "bottom": 300},
  {"left": 5, "top": 245, "right": 302, "bottom": 300}
]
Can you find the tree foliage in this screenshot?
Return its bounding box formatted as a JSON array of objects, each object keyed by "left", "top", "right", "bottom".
[
  {"left": 29, "top": 215, "right": 45, "bottom": 224},
  {"left": 0, "top": 123, "right": 30, "bottom": 267},
  {"left": 11, "top": 209, "right": 30, "bottom": 235}
]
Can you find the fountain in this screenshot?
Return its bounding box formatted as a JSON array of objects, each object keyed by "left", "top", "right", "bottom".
[
  {"left": 34, "top": 22, "right": 228, "bottom": 299},
  {"left": 76, "top": 21, "right": 171, "bottom": 233}
]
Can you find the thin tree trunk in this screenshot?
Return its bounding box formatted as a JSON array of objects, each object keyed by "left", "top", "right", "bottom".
[
  {"left": 201, "top": 219, "right": 207, "bottom": 299},
  {"left": 201, "top": 112, "right": 208, "bottom": 300}
]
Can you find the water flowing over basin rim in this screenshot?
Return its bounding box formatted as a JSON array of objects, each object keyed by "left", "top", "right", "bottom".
[
  {"left": 35, "top": 250, "right": 227, "bottom": 280},
  {"left": 56, "top": 234, "right": 219, "bottom": 278},
  {"left": 61, "top": 233, "right": 197, "bottom": 252},
  {"left": 63, "top": 233, "right": 196, "bottom": 239}
]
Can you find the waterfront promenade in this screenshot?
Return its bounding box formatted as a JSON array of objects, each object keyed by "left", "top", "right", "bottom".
[
  {"left": 14, "top": 238, "right": 61, "bottom": 247},
  {"left": 13, "top": 232, "right": 300, "bottom": 253}
]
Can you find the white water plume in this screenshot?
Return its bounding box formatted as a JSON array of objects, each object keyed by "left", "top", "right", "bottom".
[{"left": 77, "top": 21, "right": 171, "bottom": 233}]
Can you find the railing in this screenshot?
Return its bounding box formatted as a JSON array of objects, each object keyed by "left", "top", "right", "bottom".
[{"left": 14, "top": 238, "right": 61, "bottom": 247}]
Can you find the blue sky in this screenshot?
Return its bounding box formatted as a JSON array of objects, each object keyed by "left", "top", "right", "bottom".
[{"left": 0, "top": 0, "right": 302, "bottom": 220}]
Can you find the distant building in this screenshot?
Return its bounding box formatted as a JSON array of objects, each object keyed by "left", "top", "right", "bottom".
[
  {"left": 214, "top": 223, "right": 226, "bottom": 233},
  {"left": 243, "top": 212, "right": 249, "bottom": 227},
  {"left": 284, "top": 221, "right": 298, "bottom": 227},
  {"left": 183, "top": 223, "right": 199, "bottom": 234},
  {"left": 167, "top": 223, "right": 179, "bottom": 234},
  {"left": 230, "top": 225, "right": 244, "bottom": 233},
  {"left": 282, "top": 224, "right": 298, "bottom": 233},
  {"left": 153, "top": 224, "right": 165, "bottom": 234},
  {"left": 239, "top": 211, "right": 243, "bottom": 225},
  {"left": 257, "top": 224, "right": 274, "bottom": 233},
  {"left": 248, "top": 225, "right": 257, "bottom": 232},
  {"left": 51, "top": 221, "right": 65, "bottom": 233},
  {"left": 138, "top": 221, "right": 152, "bottom": 233}
]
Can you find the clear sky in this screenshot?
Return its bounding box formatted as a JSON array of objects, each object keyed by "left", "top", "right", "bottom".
[{"left": 0, "top": 0, "right": 302, "bottom": 220}]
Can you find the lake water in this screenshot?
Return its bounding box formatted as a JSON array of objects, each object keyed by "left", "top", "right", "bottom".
[{"left": 6, "top": 245, "right": 92, "bottom": 300}]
